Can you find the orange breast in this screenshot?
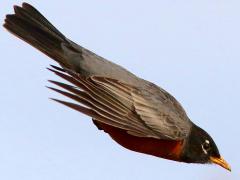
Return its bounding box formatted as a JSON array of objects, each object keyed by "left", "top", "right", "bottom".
[{"left": 97, "top": 122, "right": 184, "bottom": 161}]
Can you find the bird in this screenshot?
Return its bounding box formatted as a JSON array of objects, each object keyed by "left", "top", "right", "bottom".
[{"left": 3, "top": 2, "right": 231, "bottom": 171}]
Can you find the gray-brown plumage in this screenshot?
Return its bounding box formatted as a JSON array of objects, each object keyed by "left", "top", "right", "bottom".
[
  {"left": 4, "top": 2, "right": 190, "bottom": 140},
  {"left": 3, "top": 2, "right": 231, "bottom": 171},
  {"left": 47, "top": 66, "right": 191, "bottom": 140}
]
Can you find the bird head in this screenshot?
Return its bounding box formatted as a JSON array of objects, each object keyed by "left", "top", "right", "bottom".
[{"left": 181, "top": 124, "right": 231, "bottom": 171}]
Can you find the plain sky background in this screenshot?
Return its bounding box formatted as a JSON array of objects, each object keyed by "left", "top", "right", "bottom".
[{"left": 1, "top": 0, "right": 239, "bottom": 180}]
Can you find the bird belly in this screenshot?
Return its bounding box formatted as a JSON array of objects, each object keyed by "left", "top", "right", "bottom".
[{"left": 95, "top": 122, "right": 184, "bottom": 162}]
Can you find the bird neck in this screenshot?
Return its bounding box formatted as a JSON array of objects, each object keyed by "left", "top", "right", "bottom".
[{"left": 180, "top": 124, "right": 205, "bottom": 163}]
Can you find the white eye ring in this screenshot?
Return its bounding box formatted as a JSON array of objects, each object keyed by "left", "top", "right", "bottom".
[{"left": 202, "top": 140, "right": 210, "bottom": 154}]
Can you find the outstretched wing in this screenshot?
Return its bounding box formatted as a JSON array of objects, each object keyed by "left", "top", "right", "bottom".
[{"left": 48, "top": 65, "right": 191, "bottom": 140}]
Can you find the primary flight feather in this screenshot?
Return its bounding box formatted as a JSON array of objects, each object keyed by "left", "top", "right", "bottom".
[{"left": 3, "top": 2, "right": 230, "bottom": 171}]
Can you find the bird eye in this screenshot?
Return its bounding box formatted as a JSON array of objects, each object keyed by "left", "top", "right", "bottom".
[{"left": 202, "top": 140, "right": 211, "bottom": 154}]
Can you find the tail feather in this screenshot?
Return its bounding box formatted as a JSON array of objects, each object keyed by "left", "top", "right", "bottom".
[
  {"left": 3, "top": 2, "right": 140, "bottom": 83},
  {"left": 20, "top": 3, "right": 65, "bottom": 39},
  {"left": 3, "top": 3, "right": 70, "bottom": 68}
]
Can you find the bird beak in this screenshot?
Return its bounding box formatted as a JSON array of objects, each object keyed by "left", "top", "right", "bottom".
[{"left": 210, "top": 156, "right": 231, "bottom": 171}]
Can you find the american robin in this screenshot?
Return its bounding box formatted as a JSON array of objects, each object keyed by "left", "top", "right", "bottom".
[{"left": 3, "top": 3, "right": 231, "bottom": 171}]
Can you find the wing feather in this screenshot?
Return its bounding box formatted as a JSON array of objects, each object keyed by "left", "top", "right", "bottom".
[{"left": 48, "top": 66, "right": 191, "bottom": 140}]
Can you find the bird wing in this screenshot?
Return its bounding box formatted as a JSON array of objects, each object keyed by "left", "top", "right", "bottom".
[
  {"left": 5, "top": 3, "right": 191, "bottom": 140},
  {"left": 130, "top": 85, "right": 191, "bottom": 140},
  {"left": 48, "top": 65, "right": 191, "bottom": 140}
]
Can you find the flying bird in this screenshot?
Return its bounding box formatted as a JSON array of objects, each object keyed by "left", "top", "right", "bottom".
[{"left": 3, "top": 2, "right": 231, "bottom": 171}]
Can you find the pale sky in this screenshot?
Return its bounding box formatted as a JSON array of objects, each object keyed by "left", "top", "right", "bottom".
[{"left": 1, "top": 0, "right": 239, "bottom": 180}]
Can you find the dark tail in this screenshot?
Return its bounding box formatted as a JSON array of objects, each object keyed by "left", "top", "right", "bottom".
[{"left": 3, "top": 3, "right": 72, "bottom": 68}]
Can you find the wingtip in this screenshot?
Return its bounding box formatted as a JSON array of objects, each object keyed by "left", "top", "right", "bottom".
[
  {"left": 47, "top": 67, "right": 57, "bottom": 73},
  {"left": 49, "top": 97, "right": 55, "bottom": 100},
  {"left": 48, "top": 98, "right": 72, "bottom": 108},
  {"left": 47, "top": 80, "right": 55, "bottom": 83},
  {"left": 49, "top": 64, "right": 65, "bottom": 72},
  {"left": 45, "top": 85, "right": 52, "bottom": 89},
  {"left": 46, "top": 86, "right": 60, "bottom": 93},
  {"left": 47, "top": 80, "right": 62, "bottom": 87},
  {"left": 49, "top": 97, "right": 61, "bottom": 103}
]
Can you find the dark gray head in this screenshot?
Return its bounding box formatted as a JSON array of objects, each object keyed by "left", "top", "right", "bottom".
[{"left": 181, "top": 124, "right": 231, "bottom": 171}]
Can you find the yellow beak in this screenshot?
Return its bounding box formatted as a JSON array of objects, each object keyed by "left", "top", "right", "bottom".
[{"left": 210, "top": 156, "right": 231, "bottom": 171}]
